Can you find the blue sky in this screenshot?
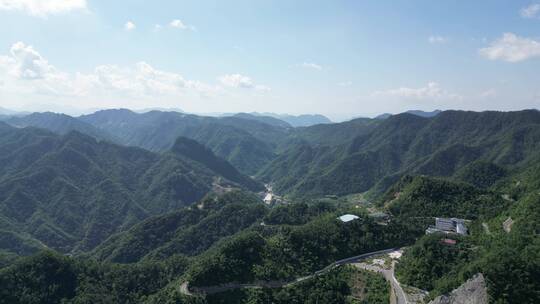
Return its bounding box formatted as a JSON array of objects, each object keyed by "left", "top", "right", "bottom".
[{"left": 0, "top": 0, "right": 539, "bottom": 120}]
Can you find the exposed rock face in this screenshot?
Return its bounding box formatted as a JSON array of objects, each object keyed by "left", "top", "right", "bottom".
[{"left": 429, "top": 274, "right": 488, "bottom": 304}]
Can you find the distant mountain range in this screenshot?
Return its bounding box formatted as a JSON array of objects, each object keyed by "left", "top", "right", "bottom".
[
  {"left": 5, "top": 109, "right": 539, "bottom": 200},
  {"left": 78, "top": 109, "right": 285, "bottom": 175},
  {"left": 256, "top": 113, "right": 333, "bottom": 127},
  {"left": 219, "top": 112, "right": 333, "bottom": 127},
  {"left": 375, "top": 110, "right": 442, "bottom": 119},
  {"left": 6, "top": 112, "right": 114, "bottom": 141}
]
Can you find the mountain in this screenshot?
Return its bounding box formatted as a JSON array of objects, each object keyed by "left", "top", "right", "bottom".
[
  {"left": 380, "top": 175, "right": 510, "bottom": 220},
  {"left": 90, "top": 191, "right": 266, "bottom": 263},
  {"left": 79, "top": 109, "right": 287, "bottom": 175},
  {"left": 406, "top": 109, "right": 442, "bottom": 117},
  {"left": 0, "top": 123, "right": 261, "bottom": 256},
  {"left": 374, "top": 113, "right": 392, "bottom": 119},
  {"left": 375, "top": 110, "right": 442, "bottom": 120},
  {"left": 170, "top": 137, "right": 263, "bottom": 192},
  {"left": 258, "top": 110, "right": 540, "bottom": 197},
  {"left": 231, "top": 113, "right": 292, "bottom": 128},
  {"left": 283, "top": 117, "right": 381, "bottom": 147},
  {"left": 5, "top": 112, "right": 113, "bottom": 141},
  {"left": 261, "top": 113, "right": 332, "bottom": 127},
  {"left": 136, "top": 107, "right": 184, "bottom": 113}
]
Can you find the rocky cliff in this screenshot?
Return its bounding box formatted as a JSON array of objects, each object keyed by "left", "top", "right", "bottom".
[{"left": 429, "top": 273, "right": 488, "bottom": 304}]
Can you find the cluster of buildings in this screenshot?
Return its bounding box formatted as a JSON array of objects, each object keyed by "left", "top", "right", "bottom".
[{"left": 426, "top": 217, "right": 468, "bottom": 235}]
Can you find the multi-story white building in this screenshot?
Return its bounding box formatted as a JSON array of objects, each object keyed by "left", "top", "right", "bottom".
[{"left": 426, "top": 217, "right": 468, "bottom": 235}]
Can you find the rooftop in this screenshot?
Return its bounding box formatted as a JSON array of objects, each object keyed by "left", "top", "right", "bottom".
[{"left": 338, "top": 214, "right": 360, "bottom": 223}]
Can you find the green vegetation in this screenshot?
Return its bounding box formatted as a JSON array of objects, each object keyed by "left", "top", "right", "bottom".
[
  {"left": 259, "top": 110, "right": 540, "bottom": 198},
  {"left": 396, "top": 234, "right": 474, "bottom": 293},
  {"left": 0, "top": 124, "right": 261, "bottom": 256},
  {"left": 0, "top": 251, "right": 190, "bottom": 304},
  {"left": 395, "top": 180, "right": 540, "bottom": 302},
  {"left": 187, "top": 213, "right": 420, "bottom": 286},
  {"left": 205, "top": 267, "right": 389, "bottom": 304},
  {"left": 1, "top": 109, "right": 540, "bottom": 303},
  {"left": 92, "top": 191, "right": 267, "bottom": 263},
  {"left": 263, "top": 201, "right": 337, "bottom": 225},
  {"left": 381, "top": 175, "right": 510, "bottom": 220},
  {"left": 5, "top": 112, "right": 114, "bottom": 141},
  {"left": 455, "top": 161, "right": 508, "bottom": 188},
  {"left": 79, "top": 109, "right": 286, "bottom": 175}
]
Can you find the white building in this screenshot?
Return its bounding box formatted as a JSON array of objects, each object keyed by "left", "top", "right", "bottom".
[
  {"left": 427, "top": 217, "right": 468, "bottom": 235},
  {"left": 338, "top": 214, "right": 360, "bottom": 223}
]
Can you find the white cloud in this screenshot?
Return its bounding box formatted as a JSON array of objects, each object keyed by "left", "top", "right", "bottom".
[
  {"left": 153, "top": 24, "right": 162, "bottom": 31},
  {"left": 372, "top": 82, "right": 461, "bottom": 100},
  {"left": 428, "top": 35, "right": 447, "bottom": 44},
  {"left": 169, "top": 19, "right": 187, "bottom": 29},
  {"left": 299, "top": 62, "right": 322, "bottom": 70},
  {"left": 5, "top": 41, "right": 55, "bottom": 79},
  {"left": 0, "top": 0, "right": 86, "bottom": 17},
  {"left": 218, "top": 73, "right": 269, "bottom": 91},
  {"left": 219, "top": 74, "right": 254, "bottom": 88},
  {"left": 169, "top": 19, "right": 196, "bottom": 31},
  {"left": 520, "top": 3, "right": 540, "bottom": 18},
  {"left": 0, "top": 41, "right": 219, "bottom": 99},
  {"left": 479, "top": 33, "right": 540, "bottom": 62},
  {"left": 338, "top": 81, "right": 352, "bottom": 87},
  {"left": 124, "top": 21, "right": 136, "bottom": 31}
]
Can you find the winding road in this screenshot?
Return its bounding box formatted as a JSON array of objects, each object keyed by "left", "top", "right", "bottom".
[
  {"left": 179, "top": 248, "right": 407, "bottom": 299},
  {"left": 355, "top": 261, "right": 408, "bottom": 304}
]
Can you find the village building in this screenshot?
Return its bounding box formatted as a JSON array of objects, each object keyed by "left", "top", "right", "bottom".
[{"left": 426, "top": 217, "right": 468, "bottom": 235}]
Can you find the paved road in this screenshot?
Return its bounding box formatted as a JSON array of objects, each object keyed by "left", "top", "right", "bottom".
[
  {"left": 181, "top": 248, "right": 399, "bottom": 296},
  {"left": 355, "top": 261, "right": 408, "bottom": 304}
]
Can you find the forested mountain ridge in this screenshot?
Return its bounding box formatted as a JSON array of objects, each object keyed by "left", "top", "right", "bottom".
[
  {"left": 79, "top": 109, "right": 286, "bottom": 175},
  {"left": 0, "top": 123, "right": 261, "bottom": 258},
  {"left": 5, "top": 112, "right": 114, "bottom": 142},
  {"left": 230, "top": 113, "right": 292, "bottom": 128},
  {"left": 90, "top": 191, "right": 267, "bottom": 264},
  {"left": 5, "top": 109, "right": 540, "bottom": 200},
  {"left": 259, "top": 110, "right": 540, "bottom": 198}
]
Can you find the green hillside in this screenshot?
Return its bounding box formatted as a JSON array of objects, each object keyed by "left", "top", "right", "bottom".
[
  {"left": 91, "top": 191, "right": 266, "bottom": 263},
  {"left": 0, "top": 124, "right": 261, "bottom": 257},
  {"left": 259, "top": 110, "right": 540, "bottom": 198},
  {"left": 80, "top": 109, "right": 286, "bottom": 175}
]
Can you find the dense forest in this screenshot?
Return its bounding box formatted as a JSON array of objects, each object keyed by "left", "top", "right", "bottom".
[{"left": 0, "top": 109, "right": 539, "bottom": 303}]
